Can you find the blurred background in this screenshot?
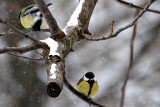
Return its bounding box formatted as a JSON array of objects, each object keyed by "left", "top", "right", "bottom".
[{"left": 0, "top": 0, "right": 160, "bottom": 107}]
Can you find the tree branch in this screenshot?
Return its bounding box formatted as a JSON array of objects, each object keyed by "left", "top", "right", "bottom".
[
  {"left": 119, "top": 10, "right": 138, "bottom": 107},
  {"left": 86, "top": 0, "right": 156, "bottom": 41},
  {"left": 61, "top": 0, "right": 100, "bottom": 104},
  {"left": 63, "top": 0, "right": 98, "bottom": 54},
  {"left": 33, "top": 0, "right": 64, "bottom": 40},
  {"left": 117, "top": 0, "right": 160, "bottom": 14},
  {"left": 41, "top": 0, "right": 98, "bottom": 99},
  {"left": 0, "top": 42, "right": 46, "bottom": 54},
  {"left": 39, "top": 38, "right": 64, "bottom": 98},
  {"left": 7, "top": 52, "right": 44, "bottom": 61},
  {"left": 64, "top": 76, "right": 106, "bottom": 107},
  {"left": 0, "top": 19, "right": 38, "bottom": 42},
  {"left": 65, "top": 0, "right": 98, "bottom": 35}
]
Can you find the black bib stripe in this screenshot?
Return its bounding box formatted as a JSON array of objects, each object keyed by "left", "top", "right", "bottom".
[
  {"left": 87, "top": 80, "right": 95, "bottom": 97},
  {"left": 32, "top": 19, "right": 42, "bottom": 31}
]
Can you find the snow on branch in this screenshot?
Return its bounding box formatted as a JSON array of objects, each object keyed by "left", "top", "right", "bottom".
[
  {"left": 64, "top": 0, "right": 98, "bottom": 36},
  {"left": 40, "top": 38, "right": 59, "bottom": 56},
  {"left": 67, "top": 0, "right": 86, "bottom": 26}
]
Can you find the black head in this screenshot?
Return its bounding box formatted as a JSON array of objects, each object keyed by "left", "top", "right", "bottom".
[{"left": 85, "top": 72, "right": 95, "bottom": 79}]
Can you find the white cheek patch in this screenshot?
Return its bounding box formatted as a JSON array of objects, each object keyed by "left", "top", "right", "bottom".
[
  {"left": 83, "top": 76, "right": 89, "bottom": 81},
  {"left": 90, "top": 77, "right": 96, "bottom": 81},
  {"left": 36, "top": 11, "right": 41, "bottom": 16},
  {"left": 34, "top": 16, "right": 41, "bottom": 21}
]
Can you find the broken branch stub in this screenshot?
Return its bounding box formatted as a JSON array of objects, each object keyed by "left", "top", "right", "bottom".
[
  {"left": 40, "top": 38, "right": 63, "bottom": 98},
  {"left": 47, "top": 61, "right": 64, "bottom": 97}
]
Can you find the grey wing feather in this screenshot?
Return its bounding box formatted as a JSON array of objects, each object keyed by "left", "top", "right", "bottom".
[{"left": 77, "top": 77, "right": 83, "bottom": 85}]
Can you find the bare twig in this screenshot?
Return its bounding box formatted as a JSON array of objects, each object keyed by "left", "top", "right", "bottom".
[
  {"left": 0, "top": 42, "right": 46, "bottom": 54},
  {"left": 8, "top": 52, "right": 44, "bottom": 61},
  {"left": 119, "top": 10, "right": 138, "bottom": 107},
  {"left": 86, "top": 0, "right": 156, "bottom": 41},
  {"left": 64, "top": 76, "right": 106, "bottom": 107},
  {"left": 117, "top": 0, "right": 160, "bottom": 14},
  {"left": 109, "top": 21, "right": 115, "bottom": 37},
  {"left": 40, "top": 29, "right": 50, "bottom": 32},
  {"left": 0, "top": 32, "right": 12, "bottom": 36},
  {"left": 0, "top": 19, "right": 38, "bottom": 42},
  {"left": 34, "top": 50, "right": 44, "bottom": 57}
]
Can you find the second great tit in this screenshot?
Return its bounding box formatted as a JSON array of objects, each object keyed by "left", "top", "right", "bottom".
[
  {"left": 76, "top": 72, "right": 99, "bottom": 98},
  {"left": 19, "top": 3, "right": 52, "bottom": 31}
]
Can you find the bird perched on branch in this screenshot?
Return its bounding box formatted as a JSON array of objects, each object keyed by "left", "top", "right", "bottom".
[
  {"left": 19, "top": 3, "right": 52, "bottom": 31},
  {"left": 76, "top": 72, "right": 99, "bottom": 98}
]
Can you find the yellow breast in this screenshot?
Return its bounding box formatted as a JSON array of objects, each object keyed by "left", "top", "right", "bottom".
[
  {"left": 89, "top": 81, "right": 98, "bottom": 98},
  {"left": 20, "top": 15, "right": 46, "bottom": 29},
  {"left": 76, "top": 81, "right": 98, "bottom": 98},
  {"left": 20, "top": 15, "right": 35, "bottom": 29}
]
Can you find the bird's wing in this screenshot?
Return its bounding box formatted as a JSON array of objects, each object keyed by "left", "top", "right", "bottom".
[
  {"left": 77, "top": 77, "right": 83, "bottom": 85},
  {"left": 24, "top": 6, "right": 40, "bottom": 16}
]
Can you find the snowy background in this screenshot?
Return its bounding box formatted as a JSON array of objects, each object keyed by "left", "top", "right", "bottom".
[{"left": 0, "top": 0, "right": 160, "bottom": 107}]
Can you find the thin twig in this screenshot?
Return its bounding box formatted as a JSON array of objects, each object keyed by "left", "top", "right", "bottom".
[
  {"left": 117, "top": 0, "right": 160, "bottom": 14},
  {"left": 0, "top": 31, "right": 13, "bottom": 36},
  {"left": 0, "top": 19, "right": 38, "bottom": 42},
  {"left": 40, "top": 29, "right": 50, "bottom": 32},
  {"left": 0, "top": 42, "right": 45, "bottom": 54},
  {"left": 8, "top": 52, "right": 44, "bottom": 61},
  {"left": 119, "top": 10, "right": 138, "bottom": 107},
  {"left": 64, "top": 76, "right": 106, "bottom": 107},
  {"left": 86, "top": 0, "right": 156, "bottom": 41},
  {"left": 35, "top": 50, "right": 44, "bottom": 57},
  {"left": 109, "top": 21, "right": 115, "bottom": 37}
]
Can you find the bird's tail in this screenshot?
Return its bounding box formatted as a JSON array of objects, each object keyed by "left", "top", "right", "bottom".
[{"left": 47, "top": 3, "right": 52, "bottom": 7}]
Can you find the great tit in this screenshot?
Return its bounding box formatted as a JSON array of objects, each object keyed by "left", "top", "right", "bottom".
[
  {"left": 76, "top": 72, "right": 99, "bottom": 98},
  {"left": 19, "top": 3, "right": 52, "bottom": 31}
]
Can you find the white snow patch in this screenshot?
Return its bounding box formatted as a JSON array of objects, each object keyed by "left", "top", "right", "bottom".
[
  {"left": 67, "top": 0, "right": 85, "bottom": 26},
  {"left": 50, "top": 64, "right": 57, "bottom": 79},
  {"left": 40, "top": 38, "right": 59, "bottom": 56}
]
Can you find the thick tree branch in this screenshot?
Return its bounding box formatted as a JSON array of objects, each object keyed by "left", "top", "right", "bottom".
[
  {"left": 46, "top": 61, "right": 64, "bottom": 98},
  {"left": 86, "top": 0, "right": 156, "bottom": 41},
  {"left": 33, "top": 0, "right": 64, "bottom": 40},
  {"left": 65, "top": 0, "right": 98, "bottom": 35},
  {"left": 31, "top": 0, "right": 65, "bottom": 97},
  {"left": 63, "top": 0, "right": 98, "bottom": 55},
  {"left": 40, "top": 38, "right": 64, "bottom": 98},
  {"left": 61, "top": 1, "right": 102, "bottom": 105},
  {"left": 117, "top": 0, "right": 160, "bottom": 14}
]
